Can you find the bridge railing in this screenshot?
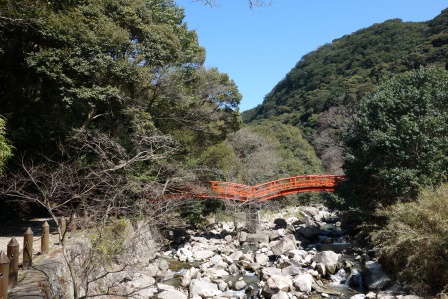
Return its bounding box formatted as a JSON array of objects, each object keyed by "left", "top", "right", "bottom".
[
  {"left": 210, "top": 175, "right": 344, "bottom": 201},
  {"left": 252, "top": 175, "right": 339, "bottom": 198},
  {"left": 210, "top": 181, "right": 252, "bottom": 200}
]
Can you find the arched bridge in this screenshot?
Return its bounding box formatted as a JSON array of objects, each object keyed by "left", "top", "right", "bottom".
[{"left": 165, "top": 175, "right": 344, "bottom": 202}]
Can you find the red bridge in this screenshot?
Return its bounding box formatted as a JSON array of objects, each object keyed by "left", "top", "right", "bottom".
[{"left": 164, "top": 175, "right": 344, "bottom": 202}]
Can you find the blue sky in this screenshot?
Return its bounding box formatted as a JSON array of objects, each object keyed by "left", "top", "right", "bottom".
[{"left": 175, "top": 0, "right": 448, "bottom": 112}]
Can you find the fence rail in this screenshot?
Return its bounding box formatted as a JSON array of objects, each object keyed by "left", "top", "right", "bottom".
[
  {"left": 209, "top": 175, "right": 344, "bottom": 202},
  {"left": 0, "top": 214, "right": 84, "bottom": 298}
]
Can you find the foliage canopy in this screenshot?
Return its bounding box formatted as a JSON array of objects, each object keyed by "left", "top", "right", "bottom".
[
  {"left": 243, "top": 9, "right": 448, "bottom": 173},
  {"left": 0, "top": 117, "right": 13, "bottom": 174},
  {"left": 0, "top": 0, "right": 244, "bottom": 220},
  {"left": 340, "top": 67, "right": 448, "bottom": 212}
]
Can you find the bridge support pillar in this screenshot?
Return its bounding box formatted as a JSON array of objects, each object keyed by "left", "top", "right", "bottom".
[{"left": 245, "top": 202, "right": 260, "bottom": 233}]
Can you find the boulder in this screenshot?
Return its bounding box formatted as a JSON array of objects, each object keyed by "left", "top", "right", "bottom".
[
  {"left": 292, "top": 216, "right": 311, "bottom": 226},
  {"left": 255, "top": 252, "right": 270, "bottom": 266},
  {"left": 176, "top": 248, "right": 193, "bottom": 262},
  {"left": 346, "top": 269, "right": 363, "bottom": 290},
  {"left": 272, "top": 291, "right": 290, "bottom": 299},
  {"left": 288, "top": 250, "right": 306, "bottom": 260},
  {"left": 229, "top": 250, "right": 243, "bottom": 261},
  {"left": 180, "top": 267, "right": 200, "bottom": 287},
  {"left": 362, "top": 261, "right": 393, "bottom": 291},
  {"left": 209, "top": 254, "right": 223, "bottom": 266},
  {"left": 274, "top": 218, "right": 288, "bottom": 228},
  {"left": 192, "top": 249, "right": 215, "bottom": 261},
  {"left": 263, "top": 275, "right": 293, "bottom": 297},
  {"left": 281, "top": 264, "right": 304, "bottom": 276},
  {"left": 314, "top": 251, "right": 340, "bottom": 274},
  {"left": 157, "top": 283, "right": 175, "bottom": 291},
  {"left": 244, "top": 262, "right": 262, "bottom": 272},
  {"left": 239, "top": 253, "right": 255, "bottom": 263},
  {"left": 268, "top": 230, "right": 282, "bottom": 241},
  {"left": 293, "top": 273, "right": 314, "bottom": 292},
  {"left": 228, "top": 263, "right": 240, "bottom": 275},
  {"left": 260, "top": 267, "right": 282, "bottom": 281},
  {"left": 157, "top": 290, "right": 187, "bottom": 299},
  {"left": 221, "top": 221, "right": 234, "bottom": 231},
  {"left": 239, "top": 231, "right": 248, "bottom": 243},
  {"left": 303, "top": 207, "right": 320, "bottom": 217},
  {"left": 189, "top": 279, "right": 221, "bottom": 298},
  {"left": 217, "top": 280, "right": 228, "bottom": 291},
  {"left": 247, "top": 232, "right": 270, "bottom": 244},
  {"left": 205, "top": 268, "right": 229, "bottom": 278},
  {"left": 221, "top": 254, "right": 234, "bottom": 264},
  {"left": 271, "top": 234, "right": 297, "bottom": 255},
  {"left": 316, "top": 263, "right": 326, "bottom": 276},
  {"left": 233, "top": 279, "right": 247, "bottom": 291},
  {"left": 298, "top": 225, "right": 321, "bottom": 239}
]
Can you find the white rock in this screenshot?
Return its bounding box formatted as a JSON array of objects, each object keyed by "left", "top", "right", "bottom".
[
  {"left": 157, "top": 289, "right": 187, "bottom": 299},
  {"left": 314, "top": 251, "right": 340, "bottom": 274},
  {"left": 272, "top": 291, "right": 290, "bottom": 299},
  {"left": 156, "top": 283, "right": 174, "bottom": 291},
  {"left": 189, "top": 279, "right": 221, "bottom": 298},
  {"left": 192, "top": 249, "right": 215, "bottom": 261},
  {"left": 255, "top": 252, "right": 270, "bottom": 266},
  {"left": 293, "top": 273, "right": 314, "bottom": 292},
  {"left": 263, "top": 275, "right": 293, "bottom": 296},
  {"left": 233, "top": 279, "right": 247, "bottom": 291}
]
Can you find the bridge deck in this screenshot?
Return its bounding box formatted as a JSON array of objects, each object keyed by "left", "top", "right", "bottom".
[
  {"left": 208, "top": 175, "right": 344, "bottom": 202},
  {"left": 156, "top": 175, "right": 344, "bottom": 202}
]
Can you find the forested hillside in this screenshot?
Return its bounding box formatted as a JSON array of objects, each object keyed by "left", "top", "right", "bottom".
[
  {"left": 0, "top": 0, "right": 248, "bottom": 220},
  {"left": 243, "top": 8, "right": 448, "bottom": 173}
]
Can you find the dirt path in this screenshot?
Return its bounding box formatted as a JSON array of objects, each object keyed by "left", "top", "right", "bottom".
[{"left": 0, "top": 218, "right": 60, "bottom": 264}]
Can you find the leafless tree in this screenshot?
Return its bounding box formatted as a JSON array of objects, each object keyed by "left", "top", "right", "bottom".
[
  {"left": 313, "top": 105, "right": 356, "bottom": 174},
  {"left": 227, "top": 127, "right": 280, "bottom": 185},
  {"left": 193, "top": 0, "right": 272, "bottom": 9},
  {"left": 0, "top": 128, "right": 194, "bottom": 298}
]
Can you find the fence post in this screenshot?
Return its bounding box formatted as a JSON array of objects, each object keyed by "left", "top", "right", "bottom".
[
  {"left": 41, "top": 221, "right": 50, "bottom": 254},
  {"left": 23, "top": 227, "right": 33, "bottom": 269},
  {"left": 83, "top": 210, "right": 89, "bottom": 229},
  {"left": 7, "top": 237, "right": 18, "bottom": 287},
  {"left": 92, "top": 212, "right": 98, "bottom": 228},
  {"left": 0, "top": 251, "right": 10, "bottom": 299},
  {"left": 59, "top": 216, "right": 67, "bottom": 242},
  {"left": 71, "top": 213, "right": 77, "bottom": 235}
]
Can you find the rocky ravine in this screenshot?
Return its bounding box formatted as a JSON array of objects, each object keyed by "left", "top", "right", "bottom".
[
  {"left": 5, "top": 205, "right": 422, "bottom": 299},
  {"left": 117, "top": 205, "right": 422, "bottom": 299}
]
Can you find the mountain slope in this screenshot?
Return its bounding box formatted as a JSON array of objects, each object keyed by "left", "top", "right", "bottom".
[{"left": 243, "top": 8, "right": 448, "bottom": 173}]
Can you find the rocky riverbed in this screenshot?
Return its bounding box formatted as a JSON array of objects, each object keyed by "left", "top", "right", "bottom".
[
  {"left": 3, "top": 205, "right": 423, "bottom": 299},
  {"left": 115, "top": 205, "right": 422, "bottom": 299}
]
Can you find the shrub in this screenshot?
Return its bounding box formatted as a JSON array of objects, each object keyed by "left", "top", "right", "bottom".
[
  {"left": 0, "top": 116, "right": 13, "bottom": 174},
  {"left": 372, "top": 183, "right": 448, "bottom": 294},
  {"left": 341, "top": 67, "right": 448, "bottom": 214}
]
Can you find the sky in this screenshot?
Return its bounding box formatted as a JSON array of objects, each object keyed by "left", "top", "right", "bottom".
[{"left": 175, "top": 0, "right": 448, "bottom": 112}]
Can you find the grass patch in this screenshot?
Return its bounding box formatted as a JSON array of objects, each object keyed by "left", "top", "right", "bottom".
[{"left": 372, "top": 183, "right": 448, "bottom": 295}]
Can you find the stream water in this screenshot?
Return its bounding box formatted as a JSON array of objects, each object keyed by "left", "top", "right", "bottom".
[{"left": 162, "top": 222, "right": 365, "bottom": 298}]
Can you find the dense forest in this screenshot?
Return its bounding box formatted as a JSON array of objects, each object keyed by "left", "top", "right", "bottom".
[
  {"left": 0, "top": 0, "right": 318, "bottom": 221},
  {"left": 1, "top": 1, "right": 448, "bottom": 296},
  {"left": 243, "top": 9, "right": 448, "bottom": 174},
  {"left": 241, "top": 9, "right": 448, "bottom": 294}
]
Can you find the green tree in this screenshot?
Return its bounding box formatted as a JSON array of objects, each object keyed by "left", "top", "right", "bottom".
[
  {"left": 0, "top": 0, "right": 240, "bottom": 157},
  {"left": 0, "top": 116, "right": 13, "bottom": 174},
  {"left": 340, "top": 67, "right": 448, "bottom": 213},
  {"left": 0, "top": 0, "right": 241, "bottom": 185}
]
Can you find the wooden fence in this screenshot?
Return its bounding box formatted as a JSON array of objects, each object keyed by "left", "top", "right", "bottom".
[{"left": 0, "top": 217, "right": 74, "bottom": 298}]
